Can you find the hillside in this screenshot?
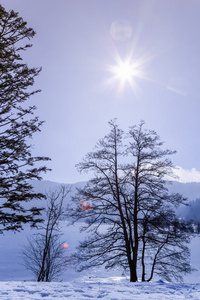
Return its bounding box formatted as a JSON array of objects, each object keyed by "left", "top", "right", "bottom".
[
  {"left": 31, "top": 179, "right": 200, "bottom": 202},
  {"left": 168, "top": 181, "right": 200, "bottom": 201},
  {"left": 30, "top": 180, "right": 200, "bottom": 221}
]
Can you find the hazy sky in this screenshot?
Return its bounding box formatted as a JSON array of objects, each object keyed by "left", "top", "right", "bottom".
[{"left": 2, "top": 0, "right": 200, "bottom": 183}]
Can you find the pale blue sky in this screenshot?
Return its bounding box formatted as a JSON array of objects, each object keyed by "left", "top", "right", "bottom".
[{"left": 2, "top": 0, "right": 200, "bottom": 183}]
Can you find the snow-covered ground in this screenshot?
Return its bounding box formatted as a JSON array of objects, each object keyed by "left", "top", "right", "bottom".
[
  {"left": 1, "top": 278, "right": 200, "bottom": 299},
  {"left": 0, "top": 222, "right": 200, "bottom": 299}
]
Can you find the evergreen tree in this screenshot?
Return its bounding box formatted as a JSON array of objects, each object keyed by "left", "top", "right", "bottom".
[{"left": 0, "top": 5, "right": 50, "bottom": 233}]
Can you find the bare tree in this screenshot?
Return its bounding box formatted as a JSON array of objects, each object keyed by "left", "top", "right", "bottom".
[
  {"left": 22, "top": 185, "right": 70, "bottom": 282},
  {"left": 139, "top": 205, "right": 193, "bottom": 282},
  {"left": 125, "top": 121, "right": 193, "bottom": 282},
  {"left": 70, "top": 120, "right": 193, "bottom": 282}
]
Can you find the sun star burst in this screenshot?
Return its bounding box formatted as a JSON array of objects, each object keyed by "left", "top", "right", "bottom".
[{"left": 106, "top": 52, "right": 146, "bottom": 94}]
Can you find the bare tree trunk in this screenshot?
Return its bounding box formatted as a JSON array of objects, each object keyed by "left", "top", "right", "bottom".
[
  {"left": 141, "top": 219, "right": 147, "bottom": 282},
  {"left": 141, "top": 239, "right": 146, "bottom": 281},
  {"left": 37, "top": 245, "right": 48, "bottom": 281},
  {"left": 131, "top": 154, "right": 140, "bottom": 282},
  {"left": 130, "top": 259, "right": 137, "bottom": 282}
]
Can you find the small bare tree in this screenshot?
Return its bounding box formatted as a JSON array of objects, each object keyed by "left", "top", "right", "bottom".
[{"left": 22, "top": 185, "right": 70, "bottom": 282}]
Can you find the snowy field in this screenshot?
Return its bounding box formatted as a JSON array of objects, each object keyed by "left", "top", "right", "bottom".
[
  {"left": 1, "top": 278, "right": 200, "bottom": 299},
  {"left": 0, "top": 222, "right": 200, "bottom": 299}
]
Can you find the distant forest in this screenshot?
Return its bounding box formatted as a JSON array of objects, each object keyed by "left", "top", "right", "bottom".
[{"left": 181, "top": 198, "right": 200, "bottom": 222}]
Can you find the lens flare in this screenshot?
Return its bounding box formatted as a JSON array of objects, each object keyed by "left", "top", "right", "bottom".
[
  {"left": 110, "top": 20, "right": 132, "bottom": 41},
  {"left": 167, "top": 77, "right": 190, "bottom": 96},
  {"left": 79, "top": 199, "right": 92, "bottom": 211}
]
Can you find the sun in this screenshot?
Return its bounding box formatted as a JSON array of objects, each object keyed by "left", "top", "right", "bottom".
[
  {"left": 106, "top": 54, "right": 145, "bottom": 94},
  {"left": 111, "top": 59, "right": 141, "bottom": 93},
  {"left": 114, "top": 60, "right": 137, "bottom": 83}
]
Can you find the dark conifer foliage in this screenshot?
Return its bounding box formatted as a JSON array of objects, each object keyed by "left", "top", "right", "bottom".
[{"left": 0, "top": 5, "right": 50, "bottom": 233}]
